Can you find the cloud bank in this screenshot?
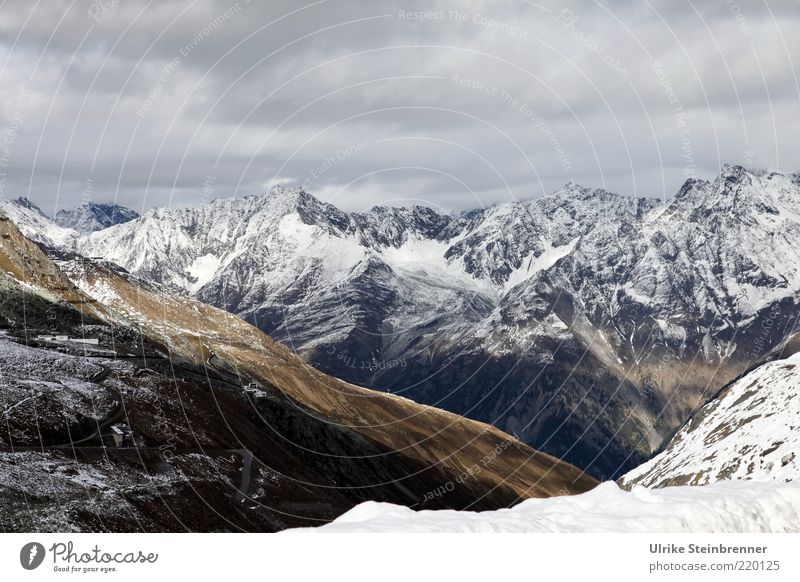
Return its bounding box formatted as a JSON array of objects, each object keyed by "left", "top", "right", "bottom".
[{"left": 0, "top": 0, "right": 797, "bottom": 214}]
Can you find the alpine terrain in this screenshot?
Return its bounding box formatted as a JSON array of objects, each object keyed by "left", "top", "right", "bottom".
[{"left": 7, "top": 165, "right": 800, "bottom": 480}]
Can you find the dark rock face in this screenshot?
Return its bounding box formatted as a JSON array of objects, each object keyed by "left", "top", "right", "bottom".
[
  {"left": 11, "top": 197, "right": 47, "bottom": 215},
  {"left": 71, "top": 168, "right": 800, "bottom": 479},
  {"left": 55, "top": 202, "right": 139, "bottom": 232}
]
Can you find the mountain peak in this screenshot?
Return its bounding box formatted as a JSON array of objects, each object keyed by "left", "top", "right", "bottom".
[
  {"left": 719, "top": 163, "right": 767, "bottom": 180},
  {"left": 55, "top": 202, "right": 139, "bottom": 233},
  {"left": 12, "top": 197, "right": 47, "bottom": 216},
  {"left": 261, "top": 184, "right": 321, "bottom": 214},
  {"left": 267, "top": 184, "right": 312, "bottom": 203},
  {"left": 665, "top": 165, "right": 800, "bottom": 224},
  {"left": 551, "top": 182, "right": 617, "bottom": 201},
  {"left": 554, "top": 181, "right": 590, "bottom": 196},
  {"left": 675, "top": 177, "right": 709, "bottom": 199}
]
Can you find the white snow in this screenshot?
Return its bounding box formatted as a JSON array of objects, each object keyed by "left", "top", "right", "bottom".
[
  {"left": 187, "top": 253, "right": 221, "bottom": 293},
  {"left": 380, "top": 235, "right": 496, "bottom": 297},
  {"left": 277, "top": 213, "right": 367, "bottom": 284},
  {"left": 504, "top": 236, "right": 578, "bottom": 292},
  {"left": 624, "top": 284, "right": 655, "bottom": 306},
  {"left": 289, "top": 480, "right": 800, "bottom": 533}
]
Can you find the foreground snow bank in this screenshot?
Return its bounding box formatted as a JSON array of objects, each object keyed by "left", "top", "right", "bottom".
[{"left": 291, "top": 481, "right": 800, "bottom": 533}]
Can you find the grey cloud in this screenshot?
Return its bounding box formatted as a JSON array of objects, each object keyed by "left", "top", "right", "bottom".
[{"left": 0, "top": 0, "right": 797, "bottom": 213}]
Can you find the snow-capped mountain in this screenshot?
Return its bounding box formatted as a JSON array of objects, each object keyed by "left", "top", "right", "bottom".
[
  {"left": 0, "top": 197, "right": 78, "bottom": 247},
  {"left": 73, "top": 187, "right": 493, "bottom": 366},
  {"left": 442, "top": 165, "right": 800, "bottom": 477},
  {"left": 620, "top": 348, "right": 800, "bottom": 488},
  {"left": 9, "top": 165, "right": 800, "bottom": 479},
  {"left": 0, "top": 198, "right": 139, "bottom": 244},
  {"left": 55, "top": 202, "right": 139, "bottom": 233}
]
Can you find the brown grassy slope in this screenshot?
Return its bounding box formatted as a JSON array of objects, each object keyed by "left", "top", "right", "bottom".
[{"left": 62, "top": 257, "right": 596, "bottom": 500}]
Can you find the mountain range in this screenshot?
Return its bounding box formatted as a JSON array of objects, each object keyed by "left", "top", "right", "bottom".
[
  {"left": 0, "top": 210, "right": 594, "bottom": 531},
  {"left": 5, "top": 164, "right": 800, "bottom": 480}
]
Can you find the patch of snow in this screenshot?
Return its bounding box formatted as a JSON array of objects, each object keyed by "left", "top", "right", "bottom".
[
  {"left": 624, "top": 284, "right": 654, "bottom": 306},
  {"left": 380, "top": 235, "right": 496, "bottom": 297},
  {"left": 0, "top": 198, "right": 78, "bottom": 247},
  {"left": 187, "top": 253, "right": 221, "bottom": 293}
]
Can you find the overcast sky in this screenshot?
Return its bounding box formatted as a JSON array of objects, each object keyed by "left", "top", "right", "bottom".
[{"left": 0, "top": 0, "right": 798, "bottom": 215}]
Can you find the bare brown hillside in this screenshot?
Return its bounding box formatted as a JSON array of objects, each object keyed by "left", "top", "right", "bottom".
[{"left": 59, "top": 255, "right": 596, "bottom": 502}]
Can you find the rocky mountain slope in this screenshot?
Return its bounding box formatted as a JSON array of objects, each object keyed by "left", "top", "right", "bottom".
[
  {"left": 620, "top": 346, "right": 800, "bottom": 488},
  {"left": 0, "top": 211, "right": 595, "bottom": 531},
  {"left": 0, "top": 197, "right": 79, "bottom": 247},
  {"left": 57, "top": 252, "right": 595, "bottom": 503},
  {"left": 10, "top": 165, "right": 800, "bottom": 479}
]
